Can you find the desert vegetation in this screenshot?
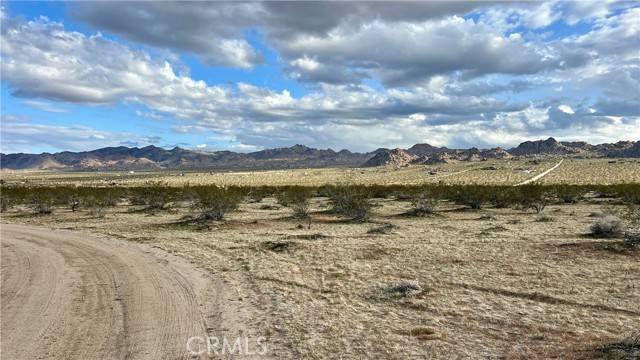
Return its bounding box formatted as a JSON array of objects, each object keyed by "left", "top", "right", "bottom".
[
  {"left": 1, "top": 180, "right": 638, "bottom": 358},
  {"left": 2, "top": 182, "right": 639, "bottom": 219},
  {"left": 2, "top": 158, "right": 639, "bottom": 188}
]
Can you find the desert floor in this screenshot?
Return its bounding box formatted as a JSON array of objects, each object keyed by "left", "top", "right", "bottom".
[
  {"left": 2, "top": 158, "right": 639, "bottom": 187},
  {"left": 2, "top": 194, "right": 638, "bottom": 359}
]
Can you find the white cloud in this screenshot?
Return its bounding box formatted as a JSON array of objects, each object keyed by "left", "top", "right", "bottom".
[
  {"left": 0, "top": 115, "right": 156, "bottom": 153},
  {"left": 1, "top": 5, "right": 638, "bottom": 153},
  {"left": 558, "top": 104, "right": 575, "bottom": 115}
]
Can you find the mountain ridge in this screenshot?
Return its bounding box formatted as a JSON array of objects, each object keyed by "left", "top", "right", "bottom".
[{"left": 1, "top": 138, "right": 638, "bottom": 171}]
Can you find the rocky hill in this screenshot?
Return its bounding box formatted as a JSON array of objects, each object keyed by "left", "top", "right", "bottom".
[
  {"left": 364, "top": 149, "right": 418, "bottom": 167},
  {"left": 1, "top": 138, "right": 637, "bottom": 170}
]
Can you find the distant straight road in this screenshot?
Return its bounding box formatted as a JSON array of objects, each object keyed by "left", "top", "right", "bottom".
[
  {"left": 514, "top": 159, "right": 564, "bottom": 186},
  {"left": 0, "top": 224, "right": 225, "bottom": 360}
]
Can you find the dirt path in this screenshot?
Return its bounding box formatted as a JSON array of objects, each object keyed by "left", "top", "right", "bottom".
[
  {"left": 514, "top": 159, "right": 564, "bottom": 186},
  {"left": 0, "top": 224, "right": 262, "bottom": 360}
]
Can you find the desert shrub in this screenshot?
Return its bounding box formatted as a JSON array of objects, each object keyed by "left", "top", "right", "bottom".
[
  {"left": 190, "top": 186, "right": 242, "bottom": 221},
  {"left": 29, "top": 193, "right": 54, "bottom": 215},
  {"left": 621, "top": 205, "right": 640, "bottom": 247},
  {"left": 489, "top": 187, "right": 517, "bottom": 208},
  {"left": 613, "top": 184, "right": 640, "bottom": 205},
  {"left": 89, "top": 205, "right": 106, "bottom": 218},
  {"left": 129, "top": 182, "right": 175, "bottom": 212},
  {"left": 67, "top": 194, "right": 81, "bottom": 212},
  {"left": 625, "top": 231, "right": 640, "bottom": 247},
  {"left": 316, "top": 185, "right": 335, "bottom": 198},
  {"left": 590, "top": 215, "right": 625, "bottom": 238},
  {"left": 329, "top": 186, "right": 372, "bottom": 222},
  {"left": 283, "top": 187, "right": 314, "bottom": 218},
  {"left": 409, "top": 191, "right": 437, "bottom": 216},
  {"left": 514, "top": 185, "right": 553, "bottom": 213},
  {"left": 554, "top": 184, "right": 583, "bottom": 204},
  {"left": 0, "top": 196, "right": 11, "bottom": 213},
  {"left": 451, "top": 185, "right": 490, "bottom": 210},
  {"left": 393, "top": 191, "right": 413, "bottom": 201},
  {"left": 596, "top": 330, "right": 640, "bottom": 358},
  {"left": 82, "top": 195, "right": 107, "bottom": 216},
  {"left": 274, "top": 191, "right": 290, "bottom": 207},
  {"left": 248, "top": 186, "right": 272, "bottom": 203}
]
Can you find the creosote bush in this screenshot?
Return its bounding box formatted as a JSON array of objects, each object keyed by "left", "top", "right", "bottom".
[
  {"left": 190, "top": 186, "right": 242, "bottom": 221},
  {"left": 329, "top": 186, "right": 372, "bottom": 222},
  {"left": 276, "top": 187, "right": 313, "bottom": 218},
  {"left": 409, "top": 191, "right": 438, "bottom": 216},
  {"left": 129, "top": 182, "right": 176, "bottom": 212},
  {"left": 30, "top": 194, "right": 54, "bottom": 215}
]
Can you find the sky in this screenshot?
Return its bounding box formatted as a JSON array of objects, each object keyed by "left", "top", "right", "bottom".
[{"left": 1, "top": 1, "right": 639, "bottom": 154}]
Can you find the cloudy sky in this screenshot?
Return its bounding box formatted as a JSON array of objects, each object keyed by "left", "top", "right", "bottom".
[{"left": 1, "top": 1, "right": 639, "bottom": 154}]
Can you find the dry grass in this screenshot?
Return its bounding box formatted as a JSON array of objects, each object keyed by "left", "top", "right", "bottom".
[
  {"left": 3, "top": 195, "right": 638, "bottom": 358},
  {"left": 3, "top": 158, "right": 639, "bottom": 187}
]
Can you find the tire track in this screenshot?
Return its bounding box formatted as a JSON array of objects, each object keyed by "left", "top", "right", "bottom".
[
  {"left": 514, "top": 159, "right": 563, "bottom": 186},
  {"left": 0, "top": 224, "right": 255, "bottom": 359}
]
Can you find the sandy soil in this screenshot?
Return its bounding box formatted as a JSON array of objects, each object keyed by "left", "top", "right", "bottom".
[
  {"left": 1, "top": 224, "right": 281, "bottom": 360},
  {"left": 3, "top": 158, "right": 639, "bottom": 187},
  {"left": 3, "top": 199, "right": 638, "bottom": 359}
]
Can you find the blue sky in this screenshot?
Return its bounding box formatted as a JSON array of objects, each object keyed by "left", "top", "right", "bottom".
[{"left": 1, "top": 1, "right": 638, "bottom": 154}]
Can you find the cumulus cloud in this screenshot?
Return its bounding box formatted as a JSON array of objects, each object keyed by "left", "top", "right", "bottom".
[
  {"left": 70, "top": 2, "right": 264, "bottom": 68},
  {"left": 1, "top": 3, "right": 639, "bottom": 152},
  {"left": 275, "top": 16, "right": 564, "bottom": 86}
]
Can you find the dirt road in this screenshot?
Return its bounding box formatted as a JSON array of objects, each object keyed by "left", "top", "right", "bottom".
[
  {"left": 514, "top": 159, "right": 564, "bottom": 186},
  {"left": 0, "top": 224, "right": 256, "bottom": 360}
]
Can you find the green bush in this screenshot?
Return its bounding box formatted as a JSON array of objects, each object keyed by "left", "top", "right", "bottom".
[
  {"left": 276, "top": 187, "right": 313, "bottom": 218},
  {"left": 189, "top": 186, "right": 242, "bottom": 221},
  {"left": 129, "top": 182, "right": 175, "bottom": 212},
  {"left": 329, "top": 186, "right": 372, "bottom": 222}
]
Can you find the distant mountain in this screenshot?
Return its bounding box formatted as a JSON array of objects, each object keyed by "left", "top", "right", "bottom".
[
  {"left": 0, "top": 144, "right": 370, "bottom": 170},
  {"left": 364, "top": 148, "right": 417, "bottom": 167},
  {"left": 508, "top": 137, "right": 638, "bottom": 158},
  {"left": 1, "top": 138, "right": 637, "bottom": 170}
]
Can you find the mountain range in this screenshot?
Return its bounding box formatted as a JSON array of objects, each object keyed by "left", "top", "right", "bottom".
[{"left": 1, "top": 138, "right": 638, "bottom": 171}]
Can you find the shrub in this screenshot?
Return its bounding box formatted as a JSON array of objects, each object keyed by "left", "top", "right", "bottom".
[
  {"left": 129, "top": 182, "right": 174, "bottom": 212},
  {"left": 621, "top": 205, "right": 640, "bottom": 247},
  {"left": 554, "top": 185, "right": 583, "bottom": 204},
  {"left": 590, "top": 215, "right": 625, "bottom": 238},
  {"left": 32, "top": 204, "right": 54, "bottom": 215},
  {"left": 489, "top": 187, "right": 516, "bottom": 208},
  {"left": 0, "top": 197, "right": 11, "bottom": 213},
  {"left": 409, "top": 191, "right": 437, "bottom": 216},
  {"left": 625, "top": 231, "right": 640, "bottom": 247},
  {"left": 514, "top": 185, "right": 552, "bottom": 213},
  {"left": 451, "top": 185, "right": 490, "bottom": 210},
  {"left": 275, "top": 187, "right": 313, "bottom": 218},
  {"left": 67, "top": 194, "right": 81, "bottom": 212},
  {"left": 83, "top": 196, "right": 108, "bottom": 217},
  {"left": 190, "top": 186, "right": 242, "bottom": 221},
  {"left": 329, "top": 186, "right": 371, "bottom": 222},
  {"left": 248, "top": 186, "right": 271, "bottom": 203},
  {"left": 89, "top": 206, "right": 106, "bottom": 218}
]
